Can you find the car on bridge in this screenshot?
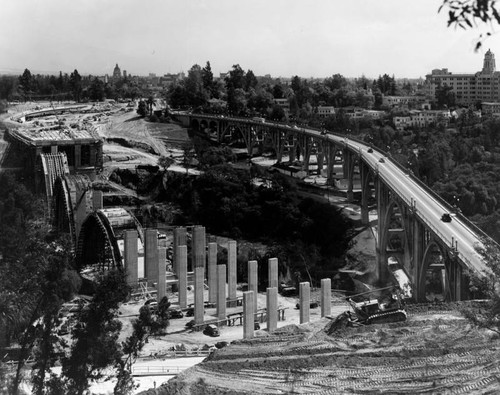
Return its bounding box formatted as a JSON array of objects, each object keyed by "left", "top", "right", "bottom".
[{"left": 441, "top": 213, "right": 452, "bottom": 222}]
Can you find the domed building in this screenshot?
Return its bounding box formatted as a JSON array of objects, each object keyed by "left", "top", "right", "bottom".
[{"left": 112, "top": 63, "right": 122, "bottom": 81}]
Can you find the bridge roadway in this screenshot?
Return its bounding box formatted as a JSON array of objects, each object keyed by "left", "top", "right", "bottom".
[{"left": 305, "top": 126, "right": 488, "bottom": 276}]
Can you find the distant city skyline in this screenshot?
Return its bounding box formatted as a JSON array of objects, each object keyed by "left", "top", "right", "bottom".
[{"left": 1, "top": 0, "right": 500, "bottom": 79}]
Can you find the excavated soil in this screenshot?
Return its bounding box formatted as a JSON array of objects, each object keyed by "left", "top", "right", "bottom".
[{"left": 156, "top": 305, "right": 500, "bottom": 395}]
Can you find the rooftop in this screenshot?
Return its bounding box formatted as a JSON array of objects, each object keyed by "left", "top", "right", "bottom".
[{"left": 10, "top": 125, "right": 101, "bottom": 146}]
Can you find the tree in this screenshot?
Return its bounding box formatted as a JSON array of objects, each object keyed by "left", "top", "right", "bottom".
[
  {"left": 440, "top": 0, "right": 500, "bottom": 49},
  {"left": 245, "top": 69, "right": 258, "bottom": 91},
  {"left": 60, "top": 270, "right": 130, "bottom": 395},
  {"left": 158, "top": 155, "right": 174, "bottom": 171},
  {"left": 225, "top": 64, "right": 246, "bottom": 91},
  {"left": 18, "top": 68, "right": 33, "bottom": 100},
  {"left": 435, "top": 83, "right": 456, "bottom": 109},
  {"left": 182, "top": 140, "right": 196, "bottom": 174},
  {"left": 89, "top": 77, "right": 105, "bottom": 101},
  {"left": 137, "top": 99, "right": 147, "bottom": 117},
  {"left": 185, "top": 64, "right": 208, "bottom": 107},
  {"left": 201, "top": 61, "right": 214, "bottom": 98},
  {"left": 461, "top": 238, "right": 500, "bottom": 333},
  {"left": 69, "top": 69, "right": 82, "bottom": 102},
  {"left": 146, "top": 96, "right": 157, "bottom": 116}
]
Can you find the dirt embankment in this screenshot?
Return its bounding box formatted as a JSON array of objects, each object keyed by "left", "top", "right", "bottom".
[{"left": 153, "top": 304, "right": 500, "bottom": 395}]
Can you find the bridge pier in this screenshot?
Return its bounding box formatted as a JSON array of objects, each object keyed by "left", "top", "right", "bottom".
[
  {"left": 360, "top": 163, "right": 370, "bottom": 225},
  {"left": 376, "top": 179, "right": 390, "bottom": 284}
]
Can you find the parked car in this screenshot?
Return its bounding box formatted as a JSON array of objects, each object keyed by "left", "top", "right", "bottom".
[
  {"left": 169, "top": 309, "right": 184, "bottom": 319},
  {"left": 203, "top": 324, "right": 220, "bottom": 337}
]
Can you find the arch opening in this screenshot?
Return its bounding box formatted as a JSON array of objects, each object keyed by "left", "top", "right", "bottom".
[{"left": 422, "top": 242, "right": 447, "bottom": 302}]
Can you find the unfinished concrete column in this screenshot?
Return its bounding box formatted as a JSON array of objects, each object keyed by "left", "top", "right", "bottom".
[
  {"left": 321, "top": 278, "right": 331, "bottom": 317},
  {"left": 124, "top": 230, "right": 138, "bottom": 285},
  {"left": 173, "top": 227, "right": 187, "bottom": 274},
  {"left": 157, "top": 247, "right": 167, "bottom": 301},
  {"left": 268, "top": 257, "right": 278, "bottom": 289},
  {"left": 192, "top": 225, "right": 206, "bottom": 270},
  {"left": 208, "top": 242, "right": 218, "bottom": 304},
  {"left": 92, "top": 190, "right": 103, "bottom": 210},
  {"left": 266, "top": 287, "right": 278, "bottom": 333},
  {"left": 178, "top": 245, "right": 188, "bottom": 309},
  {"left": 217, "top": 264, "right": 226, "bottom": 320},
  {"left": 299, "top": 282, "right": 310, "bottom": 324},
  {"left": 248, "top": 260, "right": 258, "bottom": 312},
  {"left": 243, "top": 291, "right": 255, "bottom": 339},
  {"left": 228, "top": 240, "right": 237, "bottom": 300},
  {"left": 194, "top": 265, "right": 204, "bottom": 325},
  {"left": 144, "top": 229, "right": 158, "bottom": 286}
]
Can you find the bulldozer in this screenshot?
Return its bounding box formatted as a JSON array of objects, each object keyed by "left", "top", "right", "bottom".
[{"left": 345, "top": 285, "right": 407, "bottom": 325}]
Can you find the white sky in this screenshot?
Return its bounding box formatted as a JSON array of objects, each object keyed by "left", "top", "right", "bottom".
[{"left": 1, "top": 0, "right": 500, "bottom": 79}]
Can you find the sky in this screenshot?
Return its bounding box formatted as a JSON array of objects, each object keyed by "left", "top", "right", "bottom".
[{"left": 1, "top": 0, "right": 500, "bottom": 79}]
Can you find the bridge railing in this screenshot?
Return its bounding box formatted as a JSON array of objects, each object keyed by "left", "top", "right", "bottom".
[
  {"left": 131, "top": 365, "right": 184, "bottom": 376},
  {"left": 330, "top": 132, "right": 494, "bottom": 246}
]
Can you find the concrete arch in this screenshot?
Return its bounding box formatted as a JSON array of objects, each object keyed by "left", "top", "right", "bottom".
[
  {"left": 380, "top": 198, "right": 411, "bottom": 278},
  {"left": 190, "top": 119, "right": 200, "bottom": 131},
  {"left": 208, "top": 120, "right": 218, "bottom": 133},
  {"left": 52, "top": 174, "right": 92, "bottom": 246},
  {"left": 200, "top": 119, "right": 209, "bottom": 131},
  {"left": 419, "top": 240, "right": 449, "bottom": 302},
  {"left": 75, "top": 208, "right": 143, "bottom": 274}
]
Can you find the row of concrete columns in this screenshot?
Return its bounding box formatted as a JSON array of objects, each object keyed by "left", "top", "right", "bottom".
[
  {"left": 242, "top": 277, "right": 332, "bottom": 339},
  {"left": 123, "top": 225, "right": 334, "bottom": 338}
]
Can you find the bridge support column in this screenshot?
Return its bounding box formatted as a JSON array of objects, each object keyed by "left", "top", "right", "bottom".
[
  {"left": 157, "top": 247, "right": 166, "bottom": 301},
  {"left": 173, "top": 227, "right": 187, "bottom": 275},
  {"left": 192, "top": 225, "right": 206, "bottom": 271},
  {"left": 243, "top": 291, "right": 255, "bottom": 339},
  {"left": 228, "top": 240, "right": 237, "bottom": 300},
  {"left": 194, "top": 265, "right": 204, "bottom": 325},
  {"left": 268, "top": 257, "right": 278, "bottom": 289},
  {"left": 376, "top": 180, "right": 390, "bottom": 285},
  {"left": 446, "top": 257, "right": 463, "bottom": 302},
  {"left": 299, "top": 282, "right": 310, "bottom": 324},
  {"left": 124, "top": 230, "right": 138, "bottom": 284},
  {"left": 248, "top": 260, "right": 258, "bottom": 312},
  {"left": 144, "top": 229, "right": 158, "bottom": 286},
  {"left": 208, "top": 242, "right": 218, "bottom": 304},
  {"left": 344, "top": 149, "right": 354, "bottom": 202},
  {"left": 321, "top": 278, "right": 331, "bottom": 317},
  {"left": 217, "top": 264, "right": 226, "bottom": 321},
  {"left": 326, "top": 144, "right": 335, "bottom": 185},
  {"left": 412, "top": 220, "right": 425, "bottom": 301},
  {"left": 177, "top": 245, "right": 188, "bottom": 309},
  {"left": 267, "top": 287, "right": 278, "bottom": 333},
  {"left": 317, "top": 150, "right": 324, "bottom": 175},
  {"left": 360, "top": 163, "right": 370, "bottom": 225}
]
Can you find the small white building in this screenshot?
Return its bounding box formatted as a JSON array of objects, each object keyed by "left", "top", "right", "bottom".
[{"left": 317, "top": 106, "right": 335, "bottom": 118}]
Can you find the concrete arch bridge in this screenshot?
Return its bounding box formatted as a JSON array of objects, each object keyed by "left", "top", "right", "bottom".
[
  {"left": 52, "top": 174, "right": 144, "bottom": 275},
  {"left": 176, "top": 113, "right": 493, "bottom": 302}
]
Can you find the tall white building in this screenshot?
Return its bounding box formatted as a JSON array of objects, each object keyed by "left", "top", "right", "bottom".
[{"left": 425, "top": 50, "right": 500, "bottom": 106}]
